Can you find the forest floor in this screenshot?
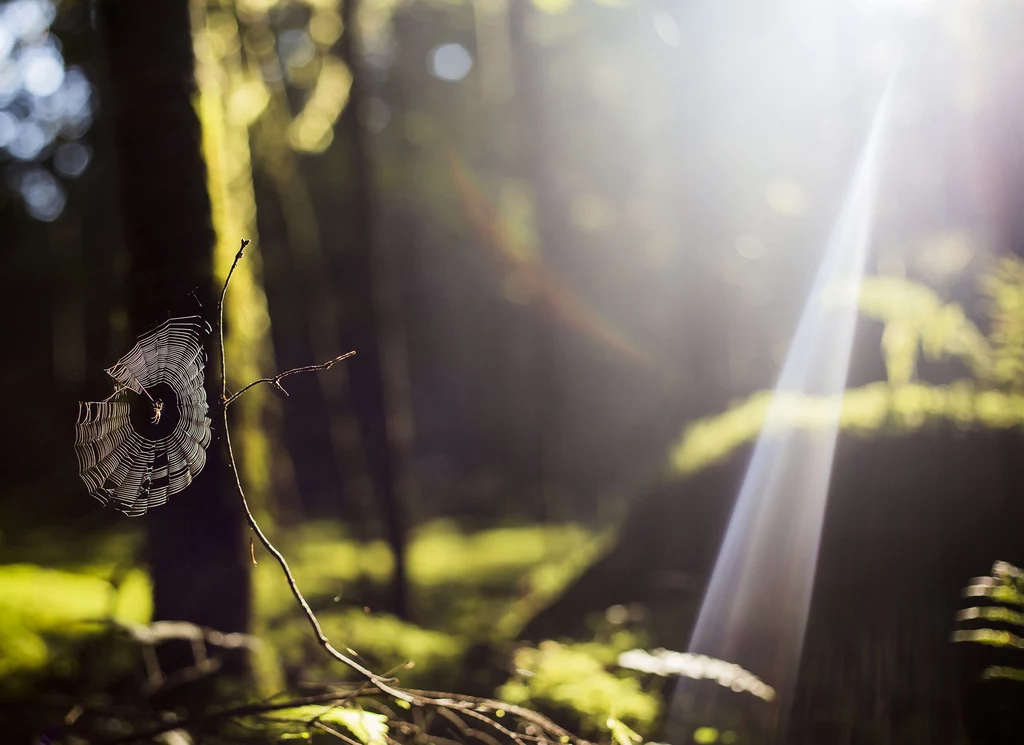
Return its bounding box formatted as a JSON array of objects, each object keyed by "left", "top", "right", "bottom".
[{"left": 0, "top": 520, "right": 667, "bottom": 743}]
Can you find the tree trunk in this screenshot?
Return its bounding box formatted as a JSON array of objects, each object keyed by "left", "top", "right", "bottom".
[
  {"left": 97, "top": 0, "right": 250, "bottom": 644},
  {"left": 507, "top": 2, "right": 568, "bottom": 524},
  {"left": 336, "top": 0, "right": 410, "bottom": 619}
]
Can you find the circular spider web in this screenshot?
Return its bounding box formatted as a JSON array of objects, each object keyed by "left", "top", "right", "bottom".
[{"left": 75, "top": 316, "right": 213, "bottom": 516}]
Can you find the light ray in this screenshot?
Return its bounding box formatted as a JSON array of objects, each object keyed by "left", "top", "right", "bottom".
[{"left": 682, "top": 67, "right": 900, "bottom": 709}]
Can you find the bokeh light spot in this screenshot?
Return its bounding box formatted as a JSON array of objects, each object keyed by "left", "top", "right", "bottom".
[
  {"left": 604, "top": 604, "right": 628, "bottom": 625},
  {"left": 278, "top": 28, "right": 315, "bottom": 69},
  {"left": 766, "top": 179, "right": 809, "bottom": 217},
  {"left": 20, "top": 165, "right": 64, "bottom": 221},
  {"left": 429, "top": 43, "right": 472, "bottom": 82},
  {"left": 58, "top": 68, "right": 91, "bottom": 117},
  {"left": 654, "top": 13, "right": 681, "bottom": 48},
  {"left": 0, "top": 0, "right": 93, "bottom": 215},
  {"left": 735, "top": 234, "right": 764, "bottom": 259},
  {"left": 693, "top": 727, "right": 719, "bottom": 744},
  {"left": 309, "top": 9, "right": 343, "bottom": 47},
  {"left": 8, "top": 118, "right": 46, "bottom": 160},
  {"left": 2, "top": 0, "right": 55, "bottom": 40},
  {"left": 19, "top": 44, "right": 63, "bottom": 96},
  {"left": 53, "top": 140, "right": 90, "bottom": 177}
]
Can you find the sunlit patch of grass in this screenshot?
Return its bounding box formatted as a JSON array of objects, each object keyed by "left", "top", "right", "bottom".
[
  {"left": 493, "top": 527, "right": 614, "bottom": 639},
  {"left": 408, "top": 520, "right": 596, "bottom": 587},
  {"left": 257, "top": 520, "right": 606, "bottom": 637},
  {"left": 0, "top": 519, "right": 609, "bottom": 699},
  {"left": 0, "top": 563, "right": 151, "bottom": 680},
  {"left": 408, "top": 520, "right": 608, "bottom": 638},
  {"left": 256, "top": 520, "right": 608, "bottom": 688},
  {"left": 271, "top": 607, "right": 465, "bottom": 687},
  {"left": 253, "top": 523, "right": 392, "bottom": 620}
]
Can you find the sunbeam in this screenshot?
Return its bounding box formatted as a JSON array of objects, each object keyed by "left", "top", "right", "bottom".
[{"left": 681, "top": 66, "right": 900, "bottom": 713}]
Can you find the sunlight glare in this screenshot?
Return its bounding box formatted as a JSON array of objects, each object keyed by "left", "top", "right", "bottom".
[{"left": 682, "top": 66, "right": 900, "bottom": 709}]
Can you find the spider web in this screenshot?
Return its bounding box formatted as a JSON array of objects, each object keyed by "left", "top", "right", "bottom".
[{"left": 75, "top": 316, "right": 213, "bottom": 516}]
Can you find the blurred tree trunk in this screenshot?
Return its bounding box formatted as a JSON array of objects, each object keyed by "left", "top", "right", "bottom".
[
  {"left": 507, "top": 2, "right": 568, "bottom": 524},
  {"left": 250, "top": 159, "right": 345, "bottom": 520},
  {"left": 97, "top": 0, "right": 250, "bottom": 643},
  {"left": 243, "top": 34, "right": 369, "bottom": 526},
  {"left": 335, "top": 0, "right": 410, "bottom": 618}
]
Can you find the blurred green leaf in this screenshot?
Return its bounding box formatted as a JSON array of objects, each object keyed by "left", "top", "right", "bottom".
[
  {"left": 326, "top": 708, "right": 389, "bottom": 745},
  {"left": 269, "top": 706, "right": 388, "bottom": 745},
  {"left": 499, "top": 640, "right": 659, "bottom": 733},
  {"left": 607, "top": 717, "right": 642, "bottom": 745}
]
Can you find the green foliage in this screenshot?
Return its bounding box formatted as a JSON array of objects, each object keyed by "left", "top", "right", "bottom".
[
  {"left": 256, "top": 520, "right": 605, "bottom": 691},
  {"left": 858, "top": 275, "right": 991, "bottom": 384},
  {"left": 672, "top": 258, "right": 1024, "bottom": 475},
  {"left": 408, "top": 520, "right": 597, "bottom": 590},
  {"left": 966, "top": 606, "right": 1024, "bottom": 627},
  {"left": 606, "top": 716, "right": 643, "bottom": 745},
  {"left": 954, "top": 562, "right": 1024, "bottom": 699},
  {"left": 0, "top": 563, "right": 151, "bottom": 681},
  {"left": 991, "top": 583, "right": 1024, "bottom": 607},
  {"left": 956, "top": 628, "right": 1024, "bottom": 650},
  {"left": 258, "top": 520, "right": 604, "bottom": 640},
  {"left": 979, "top": 257, "right": 1024, "bottom": 388},
  {"left": 251, "top": 705, "right": 388, "bottom": 745},
  {"left": 982, "top": 666, "right": 1024, "bottom": 683},
  {"left": 272, "top": 608, "right": 463, "bottom": 686},
  {"left": 253, "top": 524, "right": 393, "bottom": 619},
  {"left": 259, "top": 520, "right": 599, "bottom": 595},
  {"left": 0, "top": 519, "right": 607, "bottom": 708},
  {"left": 673, "top": 382, "right": 1024, "bottom": 474},
  {"left": 498, "top": 636, "right": 660, "bottom": 735}
]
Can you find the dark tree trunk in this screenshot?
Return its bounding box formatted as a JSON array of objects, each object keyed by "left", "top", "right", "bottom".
[
  {"left": 251, "top": 162, "right": 345, "bottom": 520},
  {"left": 97, "top": 0, "right": 250, "bottom": 645},
  {"left": 337, "top": 0, "right": 410, "bottom": 619}
]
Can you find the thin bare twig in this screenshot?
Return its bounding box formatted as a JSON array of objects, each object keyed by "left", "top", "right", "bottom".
[
  {"left": 217, "top": 239, "right": 412, "bottom": 703},
  {"left": 453, "top": 706, "right": 526, "bottom": 745},
  {"left": 224, "top": 351, "right": 356, "bottom": 406},
  {"left": 436, "top": 706, "right": 504, "bottom": 745},
  {"left": 403, "top": 689, "right": 577, "bottom": 742},
  {"left": 218, "top": 239, "right": 248, "bottom": 403}
]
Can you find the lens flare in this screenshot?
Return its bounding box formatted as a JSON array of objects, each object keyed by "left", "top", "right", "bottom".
[
  {"left": 681, "top": 67, "right": 899, "bottom": 710},
  {"left": 448, "top": 150, "right": 653, "bottom": 367}
]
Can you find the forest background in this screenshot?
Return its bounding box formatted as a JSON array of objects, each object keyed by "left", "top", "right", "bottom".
[{"left": 3, "top": 0, "right": 1024, "bottom": 743}]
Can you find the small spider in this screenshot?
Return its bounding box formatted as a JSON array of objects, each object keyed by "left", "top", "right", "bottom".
[{"left": 151, "top": 399, "right": 164, "bottom": 425}]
